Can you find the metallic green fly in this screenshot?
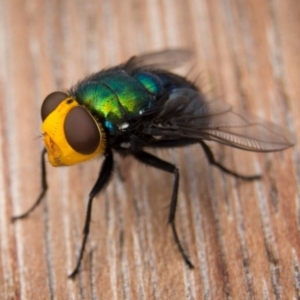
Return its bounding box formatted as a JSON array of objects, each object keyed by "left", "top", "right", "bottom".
[{"left": 13, "top": 49, "right": 294, "bottom": 278}]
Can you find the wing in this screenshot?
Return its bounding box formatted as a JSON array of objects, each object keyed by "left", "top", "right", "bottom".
[
  {"left": 123, "top": 49, "right": 193, "bottom": 72},
  {"left": 144, "top": 88, "right": 295, "bottom": 152}
]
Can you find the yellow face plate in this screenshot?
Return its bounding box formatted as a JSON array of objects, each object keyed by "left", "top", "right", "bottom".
[{"left": 42, "top": 98, "right": 105, "bottom": 166}]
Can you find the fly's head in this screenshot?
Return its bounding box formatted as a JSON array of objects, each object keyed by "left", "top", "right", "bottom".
[{"left": 41, "top": 92, "right": 106, "bottom": 166}]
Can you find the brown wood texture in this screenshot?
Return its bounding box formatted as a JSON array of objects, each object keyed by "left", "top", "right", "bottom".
[{"left": 0, "top": 0, "right": 299, "bottom": 299}]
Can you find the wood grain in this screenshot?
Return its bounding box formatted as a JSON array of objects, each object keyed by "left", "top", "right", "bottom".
[{"left": 0, "top": 0, "right": 299, "bottom": 299}]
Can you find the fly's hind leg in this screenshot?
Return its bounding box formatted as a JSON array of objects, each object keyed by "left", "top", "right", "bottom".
[
  {"left": 151, "top": 138, "right": 260, "bottom": 180},
  {"left": 199, "top": 141, "right": 261, "bottom": 180},
  {"left": 133, "top": 151, "right": 194, "bottom": 269}
]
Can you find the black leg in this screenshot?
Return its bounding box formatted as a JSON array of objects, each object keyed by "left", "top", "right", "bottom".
[
  {"left": 133, "top": 151, "right": 194, "bottom": 269},
  {"left": 12, "top": 148, "right": 48, "bottom": 221},
  {"left": 151, "top": 138, "right": 260, "bottom": 180},
  {"left": 199, "top": 141, "right": 261, "bottom": 180},
  {"left": 69, "top": 151, "right": 114, "bottom": 279}
]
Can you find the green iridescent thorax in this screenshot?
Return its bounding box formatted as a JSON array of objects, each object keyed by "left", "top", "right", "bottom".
[
  {"left": 134, "top": 71, "right": 162, "bottom": 94},
  {"left": 74, "top": 70, "right": 162, "bottom": 128}
]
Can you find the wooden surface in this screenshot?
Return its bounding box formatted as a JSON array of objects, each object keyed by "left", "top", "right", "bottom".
[{"left": 0, "top": 0, "right": 299, "bottom": 299}]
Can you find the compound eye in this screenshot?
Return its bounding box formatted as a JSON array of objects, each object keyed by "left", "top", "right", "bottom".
[
  {"left": 41, "top": 92, "right": 68, "bottom": 121},
  {"left": 64, "top": 107, "right": 100, "bottom": 154}
]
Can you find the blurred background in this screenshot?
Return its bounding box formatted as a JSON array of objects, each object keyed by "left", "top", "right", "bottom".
[{"left": 0, "top": 0, "right": 299, "bottom": 299}]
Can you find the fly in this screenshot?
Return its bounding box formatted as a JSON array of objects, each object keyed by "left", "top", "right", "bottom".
[{"left": 12, "top": 49, "right": 295, "bottom": 278}]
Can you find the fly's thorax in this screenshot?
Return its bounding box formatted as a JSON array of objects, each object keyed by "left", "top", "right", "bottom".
[
  {"left": 41, "top": 92, "right": 106, "bottom": 166},
  {"left": 73, "top": 70, "right": 161, "bottom": 126}
]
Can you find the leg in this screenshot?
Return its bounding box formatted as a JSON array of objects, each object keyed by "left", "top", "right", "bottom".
[
  {"left": 12, "top": 148, "right": 48, "bottom": 221},
  {"left": 69, "top": 151, "right": 114, "bottom": 278},
  {"left": 133, "top": 151, "right": 194, "bottom": 269},
  {"left": 151, "top": 139, "right": 260, "bottom": 180},
  {"left": 199, "top": 141, "right": 261, "bottom": 180}
]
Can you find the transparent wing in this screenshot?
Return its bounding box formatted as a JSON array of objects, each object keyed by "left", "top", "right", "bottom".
[
  {"left": 146, "top": 88, "right": 295, "bottom": 152},
  {"left": 124, "top": 49, "right": 193, "bottom": 71}
]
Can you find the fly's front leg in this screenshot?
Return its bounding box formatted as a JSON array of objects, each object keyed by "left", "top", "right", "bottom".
[
  {"left": 133, "top": 151, "right": 194, "bottom": 269},
  {"left": 69, "top": 151, "right": 114, "bottom": 279},
  {"left": 12, "top": 148, "right": 48, "bottom": 221}
]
